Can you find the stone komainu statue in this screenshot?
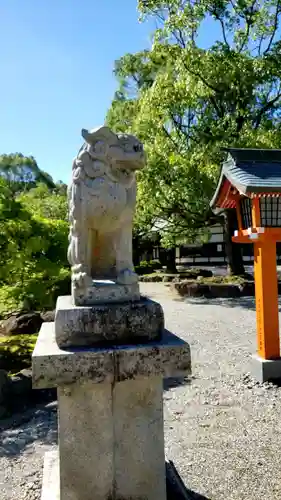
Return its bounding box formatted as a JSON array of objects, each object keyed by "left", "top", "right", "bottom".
[{"left": 67, "top": 126, "right": 146, "bottom": 293}]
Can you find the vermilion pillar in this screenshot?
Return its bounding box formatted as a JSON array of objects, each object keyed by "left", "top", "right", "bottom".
[
  {"left": 254, "top": 240, "right": 280, "bottom": 359},
  {"left": 251, "top": 197, "right": 280, "bottom": 359}
]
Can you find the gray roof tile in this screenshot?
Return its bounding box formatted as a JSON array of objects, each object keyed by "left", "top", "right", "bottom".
[{"left": 211, "top": 148, "right": 281, "bottom": 209}]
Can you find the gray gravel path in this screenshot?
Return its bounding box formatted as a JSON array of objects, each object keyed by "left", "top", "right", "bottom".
[
  {"left": 0, "top": 403, "right": 57, "bottom": 500},
  {"left": 2, "top": 283, "right": 281, "bottom": 499}
]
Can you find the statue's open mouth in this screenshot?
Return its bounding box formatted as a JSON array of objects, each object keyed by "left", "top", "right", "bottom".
[
  {"left": 116, "top": 159, "right": 145, "bottom": 172},
  {"left": 119, "top": 168, "right": 130, "bottom": 176}
]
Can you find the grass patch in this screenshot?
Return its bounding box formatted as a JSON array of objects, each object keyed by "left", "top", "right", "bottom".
[
  {"left": 0, "top": 334, "right": 37, "bottom": 375},
  {"left": 139, "top": 272, "right": 253, "bottom": 285},
  {"left": 0, "top": 286, "right": 22, "bottom": 318},
  {"left": 195, "top": 275, "right": 247, "bottom": 284},
  {"left": 139, "top": 273, "right": 166, "bottom": 282}
]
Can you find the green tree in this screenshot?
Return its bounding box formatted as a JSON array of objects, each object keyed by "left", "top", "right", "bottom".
[
  {"left": 107, "top": 0, "right": 281, "bottom": 274},
  {"left": 18, "top": 183, "right": 68, "bottom": 221},
  {"left": 0, "top": 153, "right": 55, "bottom": 193},
  {"left": 0, "top": 178, "right": 69, "bottom": 315}
]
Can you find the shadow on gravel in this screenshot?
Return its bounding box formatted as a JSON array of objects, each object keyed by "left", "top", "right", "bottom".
[
  {"left": 0, "top": 401, "right": 57, "bottom": 457},
  {"left": 265, "top": 378, "right": 281, "bottom": 387},
  {"left": 166, "top": 460, "right": 211, "bottom": 500},
  {"left": 164, "top": 377, "right": 191, "bottom": 391},
  {"left": 184, "top": 296, "right": 256, "bottom": 310},
  {"left": 184, "top": 296, "right": 281, "bottom": 312}
]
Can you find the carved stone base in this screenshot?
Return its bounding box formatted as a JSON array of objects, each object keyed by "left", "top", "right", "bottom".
[
  {"left": 72, "top": 280, "right": 140, "bottom": 306},
  {"left": 55, "top": 295, "right": 164, "bottom": 348}
]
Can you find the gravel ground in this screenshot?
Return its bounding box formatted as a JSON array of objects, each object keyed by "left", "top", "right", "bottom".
[
  {"left": 2, "top": 282, "right": 281, "bottom": 499},
  {"left": 0, "top": 403, "right": 57, "bottom": 500}
]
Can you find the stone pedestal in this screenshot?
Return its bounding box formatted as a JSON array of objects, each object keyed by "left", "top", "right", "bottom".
[
  {"left": 33, "top": 305, "right": 191, "bottom": 500},
  {"left": 55, "top": 295, "right": 164, "bottom": 348},
  {"left": 250, "top": 354, "right": 281, "bottom": 383}
]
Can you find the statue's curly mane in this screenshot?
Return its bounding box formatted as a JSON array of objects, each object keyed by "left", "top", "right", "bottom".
[{"left": 73, "top": 138, "right": 137, "bottom": 187}]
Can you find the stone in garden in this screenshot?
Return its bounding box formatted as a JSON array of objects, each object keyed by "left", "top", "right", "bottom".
[
  {"left": 0, "top": 369, "right": 12, "bottom": 418},
  {"left": 67, "top": 126, "right": 146, "bottom": 306},
  {"left": 10, "top": 368, "right": 33, "bottom": 410},
  {"left": 40, "top": 310, "right": 55, "bottom": 323},
  {"left": 2, "top": 311, "right": 43, "bottom": 336}
]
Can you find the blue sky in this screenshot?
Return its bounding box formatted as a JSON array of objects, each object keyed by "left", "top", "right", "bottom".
[{"left": 0, "top": 1, "right": 219, "bottom": 183}]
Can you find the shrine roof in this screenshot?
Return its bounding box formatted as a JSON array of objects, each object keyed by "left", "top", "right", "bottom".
[{"left": 210, "top": 148, "right": 281, "bottom": 210}]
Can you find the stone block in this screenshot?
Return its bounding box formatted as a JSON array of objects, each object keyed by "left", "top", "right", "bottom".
[
  {"left": 250, "top": 354, "right": 281, "bottom": 383},
  {"left": 116, "top": 337, "right": 191, "bottom": 382},
  {"left": 41, "top": 378, "right": 166, "bottom": 500},
  {"left": 55, "top": 295, "right": 164, "bottom": 348},
  {"left": 32, "top": 323, "right": 114, "bottom": 388},
  {"left": 32, "top": 322, "right": 191, "bottom": 389},
  {"left": 113, "top": 377, "right": 166, "bottom": 500},
  {"left": 58, "top": 382, "right": 113, "bottom": 500},
  {"left": 73, "top": 280, "right": 140, "bottom": 306}
]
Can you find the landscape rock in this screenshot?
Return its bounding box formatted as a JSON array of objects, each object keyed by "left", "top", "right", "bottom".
[
  {"left": 10, "top": 369, "right": 56, "bottom": 408},
  {"left": 207, "top": 283, "right": 241, "bottom": 298},
  {"left": 0, "top": 370, "right": 12, "bottom": 419},
  {"left": 0, "top": 354, "right": 11, "bottom": 372},
  {"left": 171, "top": 278, "right": 281, "bottom": 299},
  {"left": 0, "top": 368, "right": 57, "bottom": 419},
  {"left": 139, "top": 269, "right": 213, "bottom": 283},
  {"left": 40, "top": 311, "right": 55, "bottom": 323},
  {"left": 172, "top": 281, "right": 209, "bottom": 298},
  {"left": 171, "top": 281, "right": 242, "bottom": 298},
  {"left": 240, "top": 281, "right": 255, "bottom": 296},
  {"left": 0, "top": 369, "right": 34, "bottom": 417},
  {"left": 10, "top": 369, "right": 33, "bottom": 410},
  {"left": 2, "top": 312, "right": 43, "bottom": 336},
  {"left": 139, "top": 274, "right": 167, "bottom": 282}
]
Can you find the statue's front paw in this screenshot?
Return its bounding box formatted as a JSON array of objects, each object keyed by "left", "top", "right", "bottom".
[
  {"left": 72, "top": 271, "right": 92, "bottom": 290},
  {"left": 116, "top": 269, "right": 138, "bottom": 285}
]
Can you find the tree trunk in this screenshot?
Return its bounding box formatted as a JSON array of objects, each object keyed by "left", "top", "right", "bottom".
[
  {"left": 165, "top": 247, "right": 178, "bottom": 274},
  {"left": 224, "top": 209, "right": 245, "bottom": 276}
]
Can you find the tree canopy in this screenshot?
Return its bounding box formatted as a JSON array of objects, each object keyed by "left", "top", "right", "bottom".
[
  {"left": 0, "top": 157, "right": 69, "bottom": 316},
  {"left": 0, "top": 153, "right": 55, "bottom": 193},
  {"left": 18, "top": 183, "right": 68, "bottom": 221},
  {"left": 107, "top": 0, "right": 281, "bottom": 249}
]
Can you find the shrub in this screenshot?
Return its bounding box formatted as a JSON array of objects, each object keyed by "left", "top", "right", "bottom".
[
  {"left": 0, "top": 268, "right": 71, "bottom": 318},
  {"left": 135, "top": 259, "right": 162, "bottom": 275}
]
